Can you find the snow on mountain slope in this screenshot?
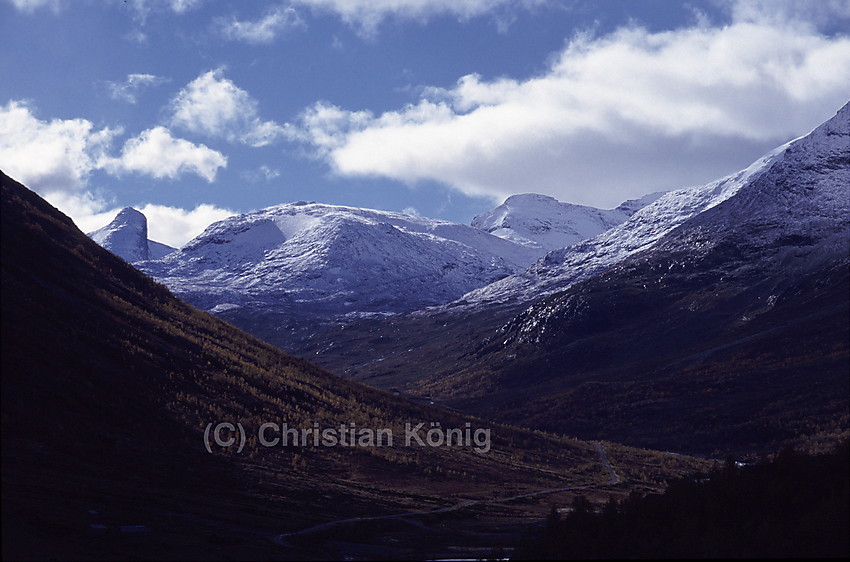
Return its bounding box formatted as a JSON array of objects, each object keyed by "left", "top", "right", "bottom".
[
  {"left": 139, "top": 202, "right": 541, "bottom": 316},
  {"left": 88, "top": 207, "right": 176, "bottom": 263},
  {"left": 453, "top": 104, "right": 847, "bottom": 309},
  {"left": 497, "top": 102, "right": 849, "bottom": 367},
  {"left": 148, "top": 239, "right": 177, "bottom": 260},
  {"left": 471, "top": 192, "right": 664, "bottom": 256},
  {"left": 653, "top": 100, "right": 850, "bottom": 278}
]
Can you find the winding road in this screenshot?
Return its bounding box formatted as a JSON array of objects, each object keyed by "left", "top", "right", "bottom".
[{"left": 273, "top": 441, "right": 621, "bottom": 545}]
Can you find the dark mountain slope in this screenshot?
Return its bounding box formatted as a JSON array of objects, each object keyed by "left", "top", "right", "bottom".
[{"left": 439, "top": 242, "right": 849, "bottom": 456}]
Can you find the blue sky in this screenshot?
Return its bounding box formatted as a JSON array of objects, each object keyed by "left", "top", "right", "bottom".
[{"left": 2, "top": 0, "right": 849, "bottom": 247}]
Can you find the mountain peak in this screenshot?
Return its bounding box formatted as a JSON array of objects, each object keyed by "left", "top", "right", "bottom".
[
  {"left": 89, "top": 207, "right": 150, "bottom": 262},
  {"left": 472, "top": 192, "right": 658, "bottom": 255},
  {"left": 503, "top": 193, "right": 560, "bottom": 205},
  {"left": 614, "top": 191, "right": 667, "bottom": 216},
  {"left": 88, "top": 207, "right": 175, "bottom": 263},
  {"left": 114, "top": 206, "right": 147, "bottom": 225}
]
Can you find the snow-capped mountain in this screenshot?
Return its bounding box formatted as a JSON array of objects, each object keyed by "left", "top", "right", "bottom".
[
  {"left": 138, "top": 202, "right": 541, "bottom": 318},
  {"left": 88, "top": 207, "right": 175, "bottom": 263},
  {"left": 454, "top": 114, "right": 824, "bottom": 308},
  {"left": 471, "top": 192, "right": 663, "bottom": 256},
  {"left": 442, "top": 102, "right": 850, "bottom": 449},
  {"left": 504, "top": 101, "right": 849, "bottom": 345}
]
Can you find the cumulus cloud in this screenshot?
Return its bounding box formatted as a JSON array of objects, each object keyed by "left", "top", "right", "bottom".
[
  {"left": 108, "top": 126, "right": 227, "bottom": 182},
  {"left": 290, "top": 12, "right": 850, "bottom": 207},
  {"left": 133, "top": 203, "right": 234, "bottom": 247},
  {"left": 0, "top": 99, "right": 227, "bottom": 250},
  {"left": 170, "top": 69, "right": 286, "bottom": 147},
  {"left": 290, "top": 102, "right": 375, "bottom": 153},
  {"left": 725, "top": 0, "right": 850, "bottom": 28},
  {"left": 218, "top": 4, "right": 304, "bottom": 44},
  {"left": 0, "top": 101, "right": 226, "bottom": 194},
  {"left": 7, "top": 0, "right": 205, "bottom": 16},
  {"left": 0, "top": 100, "right": 118, "bottom": 193},
  {"left": 0, "top": 101, "right": 230, "bottom": 248},
  {"left": 41, "top": 190, "right": 122, "bottom": 235},
  {"left": 0, "top": 107, "right": 231, "bottom": 247},
  {"left": 291, "top": 0, "right": 549, "bottom": 34},
  {"left": 106, "top": 73, "right": 169, "bottom": 104},
  {"left": 8, "top": 0, "right": 204, "bottom": 16},
  {"left": 241, "top": 165, "right": 281, "bottom": 183}
]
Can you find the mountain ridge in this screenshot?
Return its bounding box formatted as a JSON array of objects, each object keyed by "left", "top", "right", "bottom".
[
  {"left": 138, "top": 201, "right": 540, "bottom": 317},
  {"left": 471, "top": 191, "right": 664, "bottom": 255}
]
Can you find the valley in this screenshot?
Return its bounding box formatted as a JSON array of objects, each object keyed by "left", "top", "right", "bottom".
[{"left": 1, "top": 171, "right": 711, "bottom": 560}]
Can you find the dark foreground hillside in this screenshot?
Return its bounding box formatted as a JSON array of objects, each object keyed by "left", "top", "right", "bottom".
[{"left": 518, "top": 441, "right": 850, "bottom": 559}]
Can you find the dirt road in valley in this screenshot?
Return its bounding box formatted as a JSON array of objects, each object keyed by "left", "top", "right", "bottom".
[{"left": 273, "top": 441, "right": 621, "bottom": 545}]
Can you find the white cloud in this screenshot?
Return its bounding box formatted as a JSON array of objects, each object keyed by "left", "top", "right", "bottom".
[
  {"left": 109, "top": 126, "right": 227, "bottom": 182},
  {"left": 124, "top": 29, "right": 149, "bottom": 44},
  {"left": 0, "top": 102, "right": 230, "bottom": 248},
  {"left": 291, "top": 0, "right": 549, "bottom": 34},
  {"left": 167, "top": 0, "right": 200, "bottom": 12},
  {"left": 0, "top": 101, "right": 226, "bottom": 196},
  {"left": 291, "top": 15, "right": 850, "bottom": 208},
  {"left": 8, "top": 0, "right": 204, "bottom": 15},
  {"left": 106, "top": 73, "right": 169, "bottom": 104},
  {"left": 0, "top": 100, "right": 118, "bottom": 193},
  {"left": 218, "top": 5, "right": 304, "bottom": 44},
  {"left": 725, "top": 0, "right": 850, "bottom": 28},
  {"left": 6, "top": 1, "right": 204, "bottom": 18},
  {"left": 170, "top": 69, "right": 286, "bottom": 147},
  {"left": 128, "top": 0, "right": 203, "bottom": 17},
  {"left": 6, "top": 0, "right": 62, "bottom": 12},
  {"left": 290, "top": 102, "right": 375, "bottom": 153},
  {"left": 42, "top": 190, "right": 119, "bottom": 234},
  {"left": 134, "top": 203, "right": 234, "bottom": 247},
  {"left": 241, "top": 165, "right": 281, "bottom": 183}
]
